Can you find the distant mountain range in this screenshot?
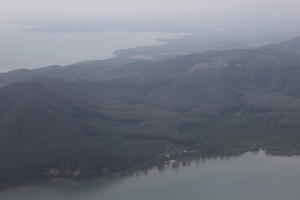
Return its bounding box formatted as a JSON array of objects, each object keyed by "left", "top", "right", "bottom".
[{"left": 1, "top": 36, "right": 300, "bottom": 188}]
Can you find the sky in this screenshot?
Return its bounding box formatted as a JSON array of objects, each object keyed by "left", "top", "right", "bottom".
[
  {"left": 1, "top": 0, "right": 300, "bottom": 22},
  {"left": 1, "top": 0, "right": 300, "bottom": 71}
]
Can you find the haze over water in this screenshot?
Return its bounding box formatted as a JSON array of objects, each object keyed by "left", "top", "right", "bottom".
[
  {"left": 1, "top": 150, "right": 300, "bottom": 200},
  {"left": 0, "top": 23, "right": 179, "bottom": 72}
]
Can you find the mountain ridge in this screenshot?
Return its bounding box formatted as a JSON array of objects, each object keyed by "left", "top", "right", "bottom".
[{"left": 1, "top": 35, "right": 300, "bottom": 188}]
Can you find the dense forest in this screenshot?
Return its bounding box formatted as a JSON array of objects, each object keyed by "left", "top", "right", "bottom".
[{"left": 1, "top": 36, "right": 300, "bottom": 188}]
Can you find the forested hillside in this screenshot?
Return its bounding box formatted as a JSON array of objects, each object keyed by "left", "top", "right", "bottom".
[{"left": 1, "top": 36, "right": 300, "bottom": 188}]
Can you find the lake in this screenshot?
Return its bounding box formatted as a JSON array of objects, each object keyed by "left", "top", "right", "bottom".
[
  {"left": 0, "top": 23, "right": 179, "bottom": 72},
  {"left": 1, "top": 150, "right": 300, "bottom": 200}
]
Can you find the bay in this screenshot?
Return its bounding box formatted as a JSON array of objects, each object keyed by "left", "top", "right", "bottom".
[{"left": 0, "top": 23, "right": 179, "bottom": 72}]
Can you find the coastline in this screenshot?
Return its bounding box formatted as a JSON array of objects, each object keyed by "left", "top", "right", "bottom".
[
  {"left": 0, "top": 22, "right": 188, "bottom": 72},
  {"left": 2, "top": 146, "right": 300, "bottom": 192}
]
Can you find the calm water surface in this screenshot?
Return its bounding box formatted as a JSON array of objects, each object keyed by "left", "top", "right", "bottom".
[
  {"left": 1, "top": 150, "right": 300, "bottom": 200},
  {"left": 0, "top": 23, "right": 179, "bottom": 72}
]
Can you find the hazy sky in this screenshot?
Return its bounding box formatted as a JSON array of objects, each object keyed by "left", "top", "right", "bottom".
[
  {"left": 1, "top": 0, "right": 300, "bottom": 21},
  {"left": 1, "top": 0, "right": 300, "bottom": 71}
]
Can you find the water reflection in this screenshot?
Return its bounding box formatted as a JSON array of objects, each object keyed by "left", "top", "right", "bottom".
[
  {"left": 132, "top": 150, "right": 261, "bottom": 178},
  {"left": 1, "top": 150, "right": 300, "bottom": 200}
]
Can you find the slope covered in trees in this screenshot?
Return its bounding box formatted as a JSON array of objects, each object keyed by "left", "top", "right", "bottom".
[{"left": 1, "top": 36, "right": 300, "bottom": 188}]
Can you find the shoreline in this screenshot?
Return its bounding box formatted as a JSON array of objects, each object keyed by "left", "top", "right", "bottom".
[
  {"left": 1, "top": 147, "right": 300, "bottom": 192},
  {"left": 0, "top": 25, "right": 191, "bottom": 73}
]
